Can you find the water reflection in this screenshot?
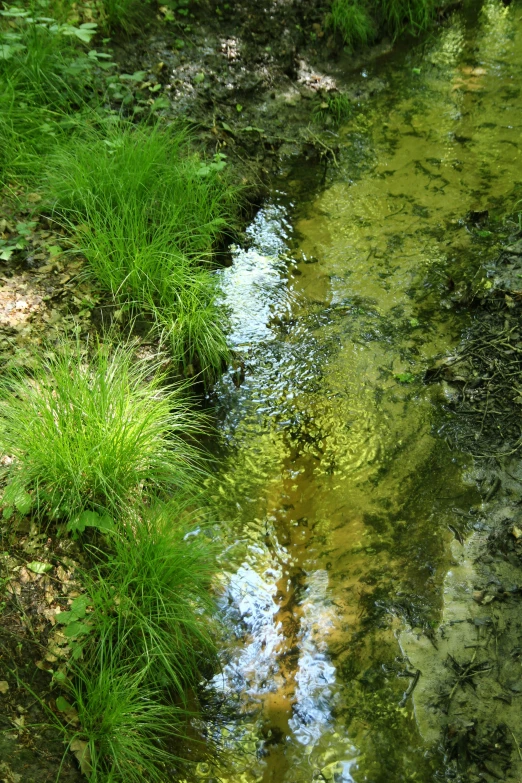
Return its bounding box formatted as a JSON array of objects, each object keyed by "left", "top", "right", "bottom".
[{"left": 208, "top": 4, "right": 522, "bottom": 781}]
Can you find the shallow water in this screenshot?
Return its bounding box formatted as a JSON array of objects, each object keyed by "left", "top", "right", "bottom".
[{"left": 204, "top": 3, "right": 522, "bottom": 780}]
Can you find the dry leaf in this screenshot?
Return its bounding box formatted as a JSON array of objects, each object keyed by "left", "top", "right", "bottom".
[
  {"left": 71, "top": 739, "right": 92, "bottom": 775},
  {"left": 0, "top": 680, "right": 9, "bottom": 694}
]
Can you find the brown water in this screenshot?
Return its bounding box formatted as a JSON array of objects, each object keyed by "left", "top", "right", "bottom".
[{"left": 201, "top": 3, "right": 522, "bottom": 781}]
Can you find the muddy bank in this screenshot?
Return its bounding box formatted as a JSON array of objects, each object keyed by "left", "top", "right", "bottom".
[{"left": 110, "top": 0, "right": 400, "bottom": 187}]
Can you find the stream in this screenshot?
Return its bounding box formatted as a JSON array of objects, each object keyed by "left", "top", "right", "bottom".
[{"left": 204, "top": 2, "right": 522, "bottom": 780}]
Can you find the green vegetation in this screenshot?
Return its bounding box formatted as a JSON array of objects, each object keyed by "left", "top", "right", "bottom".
[
  {"left": 0, "top": 341, "right": 200, "bottom": 522},
  {"left": 0, "top": 341, "right": 218, "bottom": 779},
  {"left": 56, "top": 502, "right": 216, "bottom": 782},
  {"left": 85, "top": 500, "right": 216, "bottom": 694},
  {"left": 313, "top": 92, "right": 352, "bottom": 126},
  {"left": 0, "top": 6, "right": 102, "bottom": 181},
  {"left": 328, "top": 0, "right": 435, "bottom": 48},
  {"left": 47, "top": 123, "right": 236, "bottom": 380}
]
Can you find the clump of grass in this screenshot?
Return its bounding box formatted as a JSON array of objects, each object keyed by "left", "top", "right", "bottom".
[
  {"left": 0, "top": 7, "right": 100, "bottom": 183},
  {"left": 379, "top": 0, "right": 434, "bottom": 36},
  {"left": 57, "top": 502, "right": 216, "bottom": 780},
  {"left": 328, "top": 0, "right": 375, "bottom": 49},
  {"left": 47, "top": 123, "right": 237, "bottom": 381},
  {"left": 87, "top": 500, "right": 216, "bottom": 693},
  {"left": 328, "top": 0, "right": 435, "bottom": 48},
  {"left": 0, "top": 340, "right": 201, "bottom": 521},
  {"left": 313, "top": 92, "right": 352, "bottom": 126},
  {"left": 66, "top": 657, "right": 187, "bottom": 783},
  {"left": 100, "top": 0, "right": 152, "bottom": 32}
]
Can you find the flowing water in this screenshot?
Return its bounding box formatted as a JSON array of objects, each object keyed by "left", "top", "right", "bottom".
[{"left": 203, "top": 3, "right": 522, "bottom": 780}]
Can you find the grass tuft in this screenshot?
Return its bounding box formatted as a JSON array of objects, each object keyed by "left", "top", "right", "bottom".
[
  {"left": 328, "top": 0, "right": 435, "bottom": 48},
  {"left": 328, "top": 0, "right": 375, "bottom": 49},
  {"left": 87, "top": 499, "right": 217, "bottom": 694},
  {"left": 67, "top": 657, "right": 186, "bottom": 783},
  {"left": 313, "top": 92, "right": 352, "bottom": 126},
  {"left": 47, "top": 123, "right": 237, "bottom": 381},
  {"left": 0, "top": 9, "right": 99, "bottom": 183},
  {"left": 0, "top": 340, "right": 201, "bottom": 521},
  {"left": 59, "top": 501, "right": 217, "bottom": 781}
]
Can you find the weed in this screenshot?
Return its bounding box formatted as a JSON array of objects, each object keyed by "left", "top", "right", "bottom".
[
  {"left": 65, "top": 656, "right": 186, "bottom": 783},
  {"left": 313, "top": 92, "right": 352, "bottom": 125},
  {"left": 328, "top": 0, "right": 375, "bottom": 48},
  {"left": 86, "top": 500, "right": 216, "bottom": 693},
  {"left": 51, "top": 501, "right": 216, "bottom": 780},
  {"left": 0, "top": 340, "right": 201, "bottom": 521},
  {"left": 327, "top": 0, "right": 435, "bottom": 47},
  {"left": 47, "top": 122, "right": 237, "bottom": 380},
  {"left": 0, "top": 6, "right": 105, "bottom": 182},
  {"left": 100, "top": 0, "right": 152, "bottom": 32}
]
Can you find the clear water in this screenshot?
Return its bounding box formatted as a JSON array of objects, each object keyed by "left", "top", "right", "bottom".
[{"left": 201, "top": 3, "right": 522, "bottom": 781}]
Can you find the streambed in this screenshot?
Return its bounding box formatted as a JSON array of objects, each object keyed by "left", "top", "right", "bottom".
[{"left": 204, "top": 3, "right": 522, "bottom": 781}]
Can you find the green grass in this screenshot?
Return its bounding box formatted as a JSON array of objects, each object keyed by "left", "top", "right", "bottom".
[
  {"left": 101, "top": 0, "right": 152, "bottom": 32},
  {"left": 65, "top": 657, "right": 187, "bottom": 783},
  {"left": 56, "top": 501, "right": 216, "bottom": 781},
  {"left": 328, "top": 0, "right": 435, "bottom": 48},
  {"left": 47, "top": 122, "right": 236, "bottom": 380},
  {"left": 328, "top": 0, "right": 375, "bottom": 49},
  {"left": 86, "top": 500, "right": 216, "bottom": 693},
  {"left": 0, "top": 7, "right": 100, "bottom": 183},
  {"left": 0, "top": 340, "right": 201, "bottom": 521},
  {"left": 313, "top": 92, "right": 352, "bottom": 126}
]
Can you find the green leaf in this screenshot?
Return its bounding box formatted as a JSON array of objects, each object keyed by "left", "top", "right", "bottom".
[
  {"left": 409, "top": 318, "right": 419, "bottom": 328},
  {"left": 395, "top": 372, "right": 415, "bottom": 384},
  {"left": 151, "top": 96, "right": 170, "bottom": 111},
  {"left": 2, "top": 506, "right": 13, "bottom": 520},
  {"left": 56, "top": 611, "right": 73, "bottom": 624},
  {"left": 27, "top": 561, "right": 52, "bottom": 574},
  {"left": 56, "top": 696, "right": 73, "bottom": 713},
  {"left": 236, "top": 103, "right": 243, "bottom": 112},
  {"left": 70, "top": 594, "right": 90, "bottom": 617},
  {"left": 15, "top": 492, "right": 32, "bottom": 515},
  {"left": 120, "top": 70, "right": 146, "bottom": 82},
  {"left": 67, "top": 510, "right": 114, "bottom": 535},
  {"left": 63, "top": 621, "right": 90, "bottom": 638},
  {"left": 193, "top": 72, "right": 205, "bottom": 84}
]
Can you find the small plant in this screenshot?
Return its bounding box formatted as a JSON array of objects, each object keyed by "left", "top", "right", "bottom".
[
  {"left": 65, "top": 657, "right": 186, "bottom": 783},
  {"left": 327, "top": 0, "right": 435, "bottom": 48},
  {"left": 0, "top": 6, "right": 106, "bottom": 182},
  {"left": 47, "top": 122, "right": 237, "bottom": 380},
  {"left": 87, "top": 500, "right": 216, "bottom": 692},
  {"left": 99, "top": 0, "right": 153, "bottom": 33},
  {"left": 0, "top": 340, "right": 201, "bottom": 521},
  {"left": 53, "top": 502, "right": 216, "bottom": 780},
  {"left": 313, "top": 92, "right": 352, "bottom": 126},
  {"left": 327, "top": 0, "right": 375, "bottom": 49}
]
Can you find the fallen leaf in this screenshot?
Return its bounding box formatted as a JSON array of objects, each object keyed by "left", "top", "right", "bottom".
[
  {"left": 27, "top": 561, "right": 52, "bottom": 574},
  {"left": 71, "top": 739, "right": 92, "bottom": 774},
  {"left": 511, "top": 525, "right": 522, "bottom": 540},
  {"left": 0, "top": 680, "right": 9, "bottom": 694}
]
